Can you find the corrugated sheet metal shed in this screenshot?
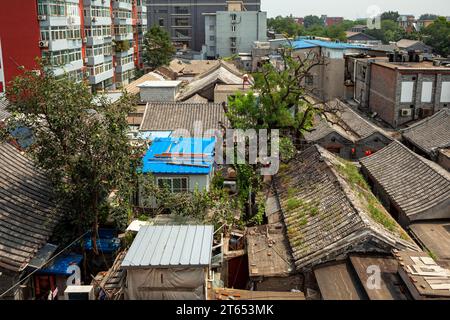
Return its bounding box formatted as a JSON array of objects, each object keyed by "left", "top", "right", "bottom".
[{"left": 122, "top": 225, "right": 214, "bottom": 268}]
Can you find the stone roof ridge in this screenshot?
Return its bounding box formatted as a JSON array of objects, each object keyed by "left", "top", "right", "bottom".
[
  {"left": 401, "top": 108, "right": 450, "bottom": 133},
  {"left": 391, "top": 140, "right": 450, "bottom": 181}
]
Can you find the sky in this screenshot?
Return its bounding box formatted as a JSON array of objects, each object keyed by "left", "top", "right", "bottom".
[{"left": 261, "top": 0, "right": 450, "bottom": 19}]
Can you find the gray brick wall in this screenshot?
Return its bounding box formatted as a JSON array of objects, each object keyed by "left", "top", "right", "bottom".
[{"left": 147, "top": 0, "right": 261, "bottom": 51}]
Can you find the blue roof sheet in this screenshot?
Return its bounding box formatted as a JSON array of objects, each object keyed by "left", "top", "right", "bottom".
[
  {"left": 142, "top": 137, "right": 216, "bottom": 175},
  {"left": 292, "top": 39, "right": 367, "bottom": 50},
  {"left": 39, "top": 253, "right": 83, "bottom": 276},
  {"left": 83, "top": 229, "right": 121, "bottom": 253}
]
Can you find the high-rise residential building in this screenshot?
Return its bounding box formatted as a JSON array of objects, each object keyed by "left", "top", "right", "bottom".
[
  {"left": 0, "top": 0, "right": 147, "bottom": 93},
  {"left": 147, "top": 0, "right": 261, "bottom": 52},
  {"left": 204, "top": 1, "right": 267, "bottom": 58}
]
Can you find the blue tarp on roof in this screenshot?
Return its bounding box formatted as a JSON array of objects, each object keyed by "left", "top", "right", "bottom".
[
  {"left": 142, "top": 137, "right": 216, "bottom": 175},
  {"left": 84, "top": 229, "right": 121, "bottom": 253},
  {"left": 38, "top": 253, "right": 83, "bottom": 276},
  {"left": 292, "top": 39, "right": 367, "bottom": 50}
]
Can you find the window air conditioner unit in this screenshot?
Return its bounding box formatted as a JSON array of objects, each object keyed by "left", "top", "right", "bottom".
[
  {"left": 64, "top": 285, "right": 95, "bottom": 300},
  {"left": 400, "top": 108, "right": 412, "bottom": 117},
  {"left": 39, "top": 40, "right": 49, "bottom": 48},
  {"left": 38, "top": 15, "right": 47, "bottom": 21}
]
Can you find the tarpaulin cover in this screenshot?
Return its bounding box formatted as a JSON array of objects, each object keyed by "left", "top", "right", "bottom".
[
  {"left": 125, "top": 268, "right": 205, "bottom": 300},
  {"left": 38, "top": 253, "right": 83, "bottom": 276}
]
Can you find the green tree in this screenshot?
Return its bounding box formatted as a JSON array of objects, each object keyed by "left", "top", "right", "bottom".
[
  {"left": 325, "top": 25, "right": 347, "bottom": 41},
  {"left": 365, "top": 20, "right": 405, "bottom": 43},
  {"left": 422, "top": 17, "right": 450, "bottom": 57},
  {"left": 5, "top": 65, "right": 142, "bottom": 252},
  {"left": 143, "top": 25, "right": 176, "bottom": 69},
  {"left": 226, "top": 46, "right": 324, "bottom": 138},
  {"left": 304, "top": 15, "right": 323, "bottom": 29},
  {"left": 420, "top": 14, "right": 438, "bottom": 20},
  {"left": 268, "top": 15, "right": 302, "bottom": 37},
  {"left": 381, "top": 11, "right": 400, "bottom": 22}
]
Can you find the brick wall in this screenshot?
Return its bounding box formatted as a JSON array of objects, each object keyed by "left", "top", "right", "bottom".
[{"left": 369, "top": 64, "right": 397, "bottom": 127}]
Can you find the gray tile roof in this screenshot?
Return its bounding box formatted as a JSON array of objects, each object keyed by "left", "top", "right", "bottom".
[
  {"left": 360, "top": 141, "right": 450, "bottom": 218},
  {"left": 402, "top": 108, "right": 450, "bottom": 155},
  {"left": 303, "top": 100, "right": 390, "bottom": 143},
  {"left": 274, "top": 145, "right": 417, "bottom": 270},
  {"left": 139, "top": 102, "right": 230, "bottom": 132},
  {"left": 176, "top": 61, "right": 247, "bottom": 101},
  {"left": 0, "top": 142, "right": 61, "bottom": 272},
  {"left": 121, "top": 225, "right": 214, "bottom": 268}
]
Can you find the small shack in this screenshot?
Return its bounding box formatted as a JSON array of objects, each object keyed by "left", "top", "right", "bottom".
[{"left": 122, "top": 225, "right": 214, "bottom": 300}]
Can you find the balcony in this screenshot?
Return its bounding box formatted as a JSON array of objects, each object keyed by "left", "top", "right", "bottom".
[
  {"left": 85, "top": 54, "right": 113, "bottom": 66},
  {"left": 83, "top": 0, "right": 111, "bottom": 8},
  {"left": 52, "top": 59, "right": 84, "bottom": 77},
  {"left": 112, "top": 1, "right": 133, "bottom": 11},
  {"left": 86, "top": 36, "right": 112, "bottom": 46},
  {"left": 48, "top": 39, "right": 83, "bottom": 52},
  {"left": 39, "top": 15, "right": 81, "bottom": 28},
  {"left": 115, "top": 61, "right": 135, "bottom": 74},
  {"left": 113, "top": 17, "right": 133, "bottom": 25},
  {"left": 84, "top": 16, "right": 112, "bottom": 26},
  {"left": 114, "top": 47, "right": 134, "bottom": 58},
  {"left": 89, "top": 68, "right": 114, "bottom": 85},
  {"left": 114, "top": 33, "right": 134, "bottom": 41}
]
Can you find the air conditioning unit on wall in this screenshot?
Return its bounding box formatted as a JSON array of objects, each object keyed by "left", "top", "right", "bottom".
[
  {"left": 400, "top": 108, "right": 413, "bottom": 117},
  {"left": 39, "top": 40, "right": 49, "bottom": 48},
  {"left": 38, "top": 15, "right": 47, "bottom": 21}
]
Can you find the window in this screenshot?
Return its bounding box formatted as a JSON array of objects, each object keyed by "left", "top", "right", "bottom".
[
  {"left": 157, "top": 177, "right": 189, "bottom": 193},
  {"left": 210, "top": 35, "right": 215, "bottom": 41},
  {"left": 441, "top": 82, "right": 450, "bottom": 103},
  {"left": 421, "top": 82, "right": 433, "bottom": 103},
  {"left": 174, "top": 18, "right": 189, "bottom": 26},
  {"left": 306, "top": 75, "right": 314, "bottom": 86},
  {"left": 231, "top": 25, "right": 236, "bottom": 32},
  {"left": 231, "top": 14, "right": 237, "bottom": 21},
  {"left": 209, "top": 25, "right": 215, "bottom": 31},
  {"left": 400, "top": 81, "right": 414, "bottom": 103},
  {"left": 174, "top": 6, "right": 189, "bottom": 15},
  {"left": 159, "top": 18, "right": 165, "bottom": 27}
]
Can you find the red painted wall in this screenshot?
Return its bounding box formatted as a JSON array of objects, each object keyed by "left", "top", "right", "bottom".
[{"left": 0, "top": 0, "right": 41, "bottom": 90}]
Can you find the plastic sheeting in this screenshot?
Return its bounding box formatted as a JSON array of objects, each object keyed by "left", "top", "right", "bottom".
[{"left": 125, "top": 268, "right": 206, "bottom": 300}]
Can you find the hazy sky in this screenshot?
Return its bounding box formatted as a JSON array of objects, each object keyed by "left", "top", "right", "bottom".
[{"left": 261, "top": 0, "right": 450, "bottom": 19}]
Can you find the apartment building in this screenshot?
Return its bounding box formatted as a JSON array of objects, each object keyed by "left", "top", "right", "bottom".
[
  {"left": 147, "top": 0, "right": 261, "bottom": 51},
  {"left": 0, "top": 0, "right": 146, "bottom": 93},
  {"left": 204, "top": 1, "right": 267, "bottom": 58}
]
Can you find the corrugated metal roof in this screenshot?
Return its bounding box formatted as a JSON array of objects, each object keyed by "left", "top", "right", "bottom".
[
  {"left": 121, "top": 225, "right": 214, "bottom": 268},
  {"left": 142, "top": 137, "right": 215, "bottom": 175}
]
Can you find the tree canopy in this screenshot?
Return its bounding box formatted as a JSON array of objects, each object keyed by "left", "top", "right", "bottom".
[
  {"left": 422, "top": 17, "right": 450, "bottom": 57},
  {"left": 143, "top": 25, "right": 176, "bottom": 69},
  {"left": 4, "top": 65, "right": 143, "bottom": 250}
]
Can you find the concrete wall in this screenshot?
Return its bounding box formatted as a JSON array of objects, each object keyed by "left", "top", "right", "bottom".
[
  {"left": 147, "top": 0, "right": 261, "bottom": 51},
  {"left": 139, "top": 86, "right": 179, "bottom": 102},
  {"left": 368, "top": 64, "right": 398, "bottom": 127},
  {"left": 138, "top": 173, "right": 212, "bottom": 207},
  {"left": 212, "top": 11, "right": 267, "bottom": 58}
]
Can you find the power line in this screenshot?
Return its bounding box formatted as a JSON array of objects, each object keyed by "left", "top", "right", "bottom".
[{"left": 0, "top": 231, "right": 90, "bottom": 299}]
